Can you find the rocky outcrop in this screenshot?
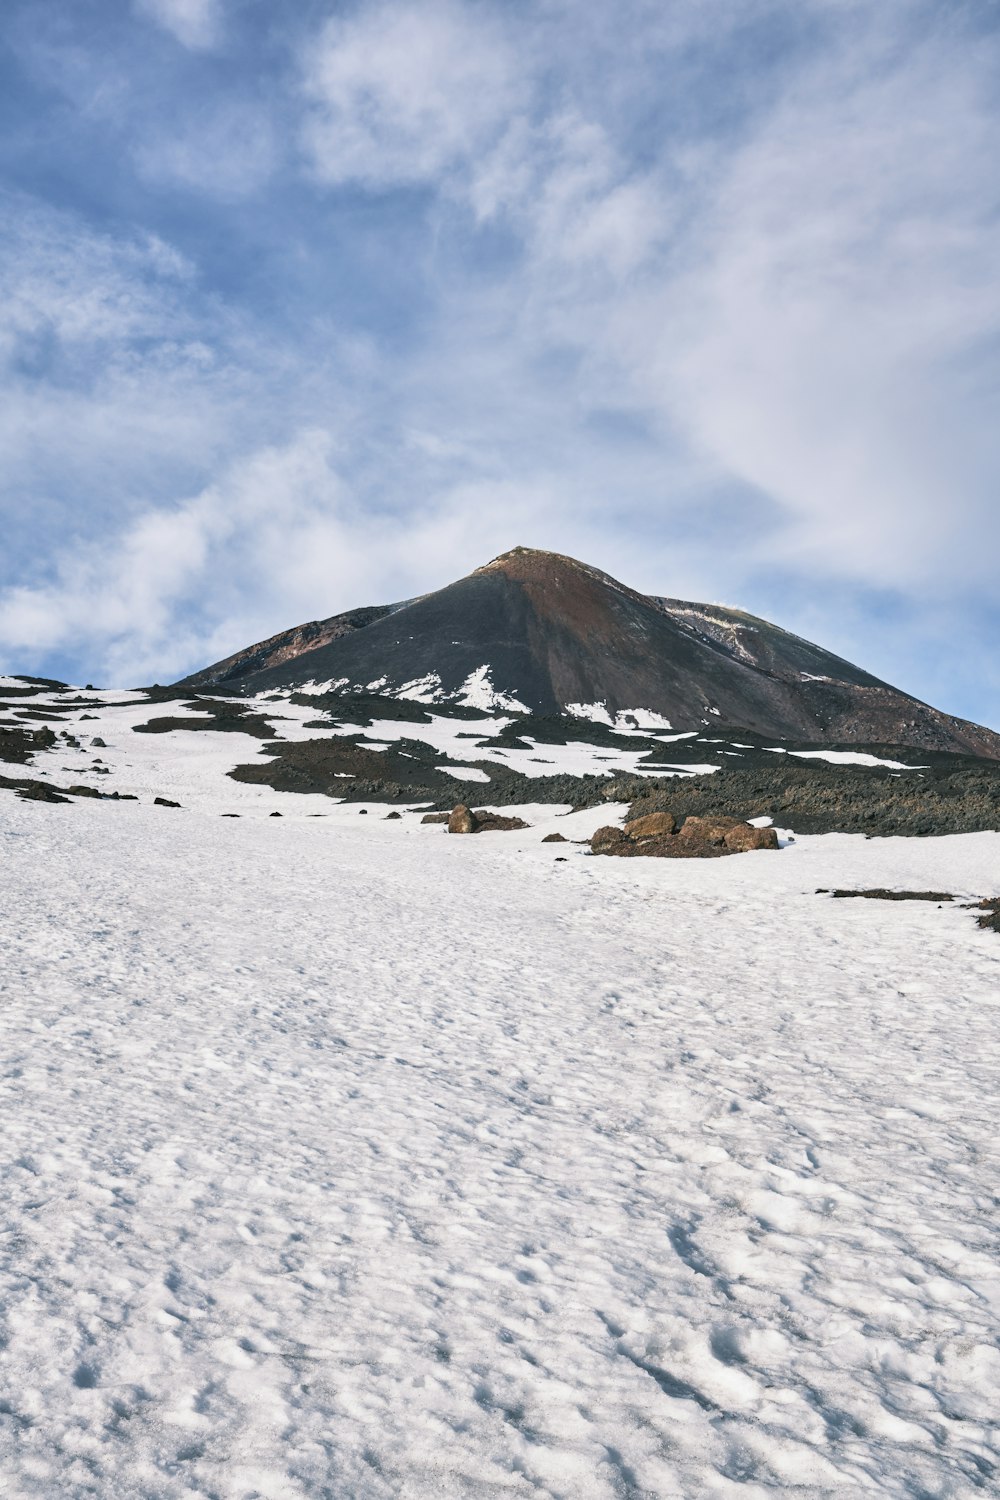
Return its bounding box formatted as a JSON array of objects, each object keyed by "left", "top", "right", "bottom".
[
  {"left": 591, "top": 812, "right": 779, "bottom": 858},
  {"left": 623, "top": 810, "right": 677, "bottom": 840},
  {"left": 446, "top": 805, "right": 531, "bottom": 834}
]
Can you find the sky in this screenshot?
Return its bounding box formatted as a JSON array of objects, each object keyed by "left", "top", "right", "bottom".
[{"left": 1, "top": 0, "right": 998, "bottom": 725}]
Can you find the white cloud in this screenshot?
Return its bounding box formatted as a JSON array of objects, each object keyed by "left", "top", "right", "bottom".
[
  {"left": 134, "top": 0, "right": 223, "bottom": 51},
  {"left": 608, "top": 14, "right": 1000, "bottom": 589},
  {"left": 301, "top": 0, "right": 522, "bottom": 187},
  {"left": 0, "top": 430, "right": 590, "bottom": 685}
]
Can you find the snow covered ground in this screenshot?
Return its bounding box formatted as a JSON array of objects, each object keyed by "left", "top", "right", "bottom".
[{"left": 1, "top": 794, "right": 998, "bottom": 1498}]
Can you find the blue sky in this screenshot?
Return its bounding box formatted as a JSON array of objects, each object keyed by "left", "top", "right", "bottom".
[{"left": 1, "top": 0, "right": 999, "bottom": 726}]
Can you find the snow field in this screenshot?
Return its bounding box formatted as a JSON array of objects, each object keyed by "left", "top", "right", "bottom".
[{"left": 1, "top": 803, "right": 999, "bottom": 1497}]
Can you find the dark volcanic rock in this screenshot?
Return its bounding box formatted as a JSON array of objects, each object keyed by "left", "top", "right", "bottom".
[
  {"left": 626, "top": 764, "right": 1000, "bottom": 837},
  {"left": 825, "top": 888, "right": 955, "bottom": 901}
]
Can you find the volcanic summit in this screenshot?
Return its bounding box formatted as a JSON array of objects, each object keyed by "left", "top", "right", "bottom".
[{"left": 180, "top": 547, "right": 1000, "bottom": 759}]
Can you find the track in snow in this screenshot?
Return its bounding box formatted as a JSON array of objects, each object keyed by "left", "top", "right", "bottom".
[{"left": 1, "top": 803, "right": 999, "bottom": 1498}]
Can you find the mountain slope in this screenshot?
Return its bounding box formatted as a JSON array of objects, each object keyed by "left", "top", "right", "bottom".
[{"left": 178, "top": 547, "right": 1000, "bottom": 759}]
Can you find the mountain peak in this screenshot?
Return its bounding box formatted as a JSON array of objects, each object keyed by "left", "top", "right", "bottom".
[{"left": 177, "top": 550, "right": 1000, "bottom": 759}]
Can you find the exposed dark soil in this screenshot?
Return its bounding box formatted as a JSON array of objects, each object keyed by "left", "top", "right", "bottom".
[
  {"left": 0, "top": 726, "right": 38, "bottom": 765},
  {"left": 133, "top": 698, "right": 277, "bottom": 738},
  {"left": 821, "top": 889, "right": 956, "bottom": 902}
]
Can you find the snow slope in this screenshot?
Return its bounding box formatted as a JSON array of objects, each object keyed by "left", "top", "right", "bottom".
[{"left": 1, "top": 799, "right": 998, "bottom": 1498}]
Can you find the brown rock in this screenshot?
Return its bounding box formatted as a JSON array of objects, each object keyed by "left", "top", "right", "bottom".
[
  {"left": 724, "top": 823, "right": 779, "bottom": 852},
  {"left": 542, "top": 832, "right": 567, "bottom": 843},
  {"left": 68, "top": 785, "right": 101, "bottom": 798},
  {"left": 678, "top": 815, "right": 741, "bottom": 846},
  {"left": 421, "top": 812, "right": 450, "bottom": 824},
  {"left": 591, "top": 824, "right": 626, "bottom": 852},
  {"left": 448, "top": 804, "right": 477, "bottom": 834},
  {"left": 624, "top": 810, "right": 677, "bottom": 840},
  {"left": 473, "top": 812, "right": 530, "bottom": 832}
]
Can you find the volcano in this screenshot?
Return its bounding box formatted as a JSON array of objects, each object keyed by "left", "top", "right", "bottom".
[{"left": 179, "top": 547, "right": 1000, "bottom": 759}]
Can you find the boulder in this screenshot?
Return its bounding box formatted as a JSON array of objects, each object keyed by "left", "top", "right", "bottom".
[
  {"left": 624, "top": 810, "right": 676, "bottom": 840},
  {"left": 474, "top": 811, "right": 530, "bottom": 832},
  {"left": 448, "top": 804, "right": 477, "bottom": 834},
  {"left": 384, "top": 810, "right": 401, "bottom": 820},
  {"left": 591, "top": 824, "right": 626, "bottom": 852},
  {"left": 154, "top": 796, "right": 182, "bottom": 808},
  {"left": 68, "top": 785, "right": 101, "bottom": 798},
  {"left": 677, "top": 815, "right": 742, "bottom": 846},
  {"left": 542, "top": 832, "right": 567, "bottom": 843},
  {"left": 724, "top": 823, "right": 779, "bottom": 852},
  {"left": 421, "top": 812, "right": 450, "bottom": 824}
]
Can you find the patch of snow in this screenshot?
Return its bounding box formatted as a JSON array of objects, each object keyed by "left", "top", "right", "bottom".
[
  {"left": 455, "top": 665, "right": 529, "bottom": 713},
  {"left": 768, "top": 748, "right": 924, "bottom": 770},
  {"left": 436, "top": 765, "right": 491, "bottom": 783},
  {"left": 393, "top": 673, "right": 444, "bottom": 704},
  {"left": 296, "top": 677, "right": 349, "bottom": 695},
  {"left": 610, "top": 708, "right": 675, "bottom": 731},
  {"left": 566, "top": 699, "right": 615, "bottom": 726}
]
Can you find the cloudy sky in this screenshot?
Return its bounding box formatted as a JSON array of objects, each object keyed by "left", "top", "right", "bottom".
[{"left": 1, "top": 0, "right": 998, "bottom": 723}]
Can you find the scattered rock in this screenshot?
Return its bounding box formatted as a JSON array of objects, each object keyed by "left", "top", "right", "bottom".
[
  {"left": 975, "top": 898, "right": 1000, "bottom": 933},
  {"left": 624, "top": 810, "right": 676, "bottom": 840},
  {"left": 591, "top": 825, "right": 626, "bottom": 852},
  {"left": 270, "top": 810, "right": 282, "bottom": 817},
  {"left": 358, "top": 808, "right": 368, "bottom": 815},
  {"left": 542, "top": 832, "right": 567, "bottom": 843},
  {"left": 448, "top": 804, "right": 477, "bottom": 834},
  {"left": 68, "top": 785, "right": 101, "bottom": 798},
  {"left": 677, "top": 815, "right": 742, "bottom": 846},
  {"left": 31, "top": 727, "right": 57, "bottom": 747},
  {"left": 154, "top": 796, "right": 182, "bottom": 808},
  {"left": 90, "top": 737, "right": 106, "bottom": 747},
  {"left": 421, "top": 812, "right": 451, "bottom": 824},
  {"left": 384, "top": 810, "right": 401, "bottom": 820},
  {"left": 723, "top": 824, "right": 779, "bottom": 852},
  {"left": 592, "top": 810, "right": 779, "bottom": 858},
  {"left": 221, "top": 813, "right": 240, "bottom": 817}
]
